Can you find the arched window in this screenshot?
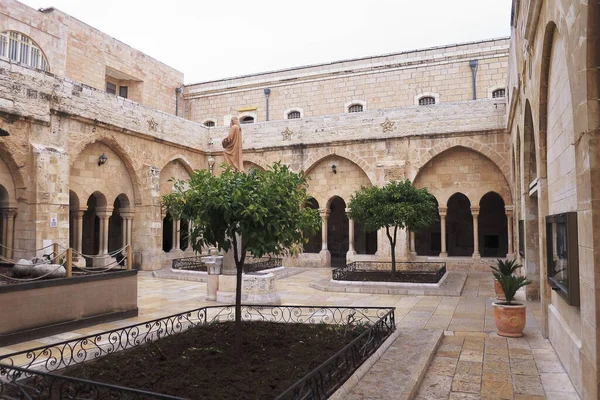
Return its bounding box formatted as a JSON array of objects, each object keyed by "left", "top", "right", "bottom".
[
  {"left": 203, "top": 120, "right": 216, "bottom": 127},
  {"left": 418, "top": 96, "right": 436, "bottom": 106},
  {"left": 287, "top": 111, "right": 301, "bottom": 119},
  {"left": 348, "top": 104, "right": 363, "bottom": 113},
  {"left": 0, "top": 31, "right": 49, "bottom": 71},
  {"left": 240, "top": 116, "right": 255, "bottom": 124},
  {"left": 492, "top": 88, "right": 506, "bottom": 98}
]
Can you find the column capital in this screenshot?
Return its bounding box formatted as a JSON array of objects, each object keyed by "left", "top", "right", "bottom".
[
  {"left": 120, "top": 208, "right": 135, "bottom": 219},
  {"left": 504, "top": 205, "right": 514, "bottom": 216},
  {"left": 470, "top": 206, "right": 480, "bottom": 215},
  {"left": 76, "top": 208, "right": 86, "bottom": 218},
  {"left": 2, "top": 207, "right": 18, "bottom": 217},
  {"left": 96, "top": 206, "right": 114, "bottom": 218},
  {"left": 345, "top": 207, "right": 351, "bottom": 214},
  {"left": 438, "top": 206, "right": 448, "bottom": 216},
  {"left": 319, "top": 209, "right": 330, "bottom": 219}
]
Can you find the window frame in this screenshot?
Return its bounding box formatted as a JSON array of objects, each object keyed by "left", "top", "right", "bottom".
[{"left": 0, "top": 31, "right": 50, "bottom": 71}]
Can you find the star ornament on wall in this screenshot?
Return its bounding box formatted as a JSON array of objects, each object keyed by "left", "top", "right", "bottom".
[
  {"left": 148, "top": 118, "right": 159, "bottom": 131},
  {"left": 282, "top": 127, "right": 293, "bottom": 140},
  {"left": 380, "top": 118, "right": 395, "bottom": 133}
]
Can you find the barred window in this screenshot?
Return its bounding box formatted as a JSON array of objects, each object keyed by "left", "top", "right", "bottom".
[
  {"left": 348, "top": 104, "right": 363, "bottom": 113},
  {"left": 203, "top": 120, "right": 216, "bottom": 127},
  {"left": 240, "top": 116, "right": 254, "bottom": 124},
  {"left": 492, "top": 88, "right": 506, "bottom": 98},
  {"left": 418, "top": 96, "right": 436, "bottom": 106},
  {"left": 287, "top": 111, "right": 301, "bottom": 119},
  {"left": 106, "top": 82, "right": 116, "bottom": 95},
  {"left": 0, "top": 31, "right": 49, "bottom": 71}
]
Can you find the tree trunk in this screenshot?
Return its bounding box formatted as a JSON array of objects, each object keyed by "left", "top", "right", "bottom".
[
  {"left": 232, "top": 235, "right": 246, "bottom": 357},
  {"left": 386, "top": 226, "right": 397, "bottom": 278}
]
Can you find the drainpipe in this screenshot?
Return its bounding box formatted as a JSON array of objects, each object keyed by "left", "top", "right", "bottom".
[
  {"left": 175, "top": 87, "right": 182, "bottom": 117},
  {"left": 264, "top": 88, "right": 271, "bottom": 121},
  {"left": 469, "top": 60, "right": 478, "bottom": 100}
]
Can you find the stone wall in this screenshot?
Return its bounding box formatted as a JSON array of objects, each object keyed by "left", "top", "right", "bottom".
[
  {"left": 185, "top": 38, "right": 509, "bottom": 126},
  {"left": 0, "top": 0, "right": 184, "bottom": 114},
  {"left": 507, "top": 0, "right": 600, "bottom": 398}
]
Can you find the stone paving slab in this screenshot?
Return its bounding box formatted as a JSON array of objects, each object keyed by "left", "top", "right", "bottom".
[
  {"left": 336, "top": 328, "right": 443, "bottom": 400},
  {"left": 151, "top": 266, "right": 307, "bottom": 282},
  {"left": 309, "top": 272, "right": 467, "bottom": 296}
]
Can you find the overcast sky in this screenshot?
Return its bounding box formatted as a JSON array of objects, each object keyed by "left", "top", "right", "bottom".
[{"left": 18, "top": 0, "right": 512, "bottom": 84}]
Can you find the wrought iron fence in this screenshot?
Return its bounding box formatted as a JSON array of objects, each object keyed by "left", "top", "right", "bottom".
[
  {"left": 333, "top": 261, "right": 446, "bottom": 283},
  {"left": 0, "top": 305, "right": 395, "bottom": 400},
  {"left": 243, "top": 257, "right": 282, "bottom": 273},
  {"left": 171, "top": 256, "right": 207, "bottom": 271}
]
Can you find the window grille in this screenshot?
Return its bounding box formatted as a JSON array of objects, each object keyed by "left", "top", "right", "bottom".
[
  {"left": 203, "top": 120, "right": 215, "bottom": 127},
  {"left": 106, "top": 82, "right": 116, "bottom": 95},
  {"left": 492, "top": 88, "right": 506, "bottom": 98},
  {"left": 418, "top": 96, "right": 436, "bottom": 106},
  {"left": 287, "top": 111, "right": 301, "bottom": 119},
  {"left": 0, "top": 31, "right": 49, "bottom": 71},
  {"left": 240, "top": 116, "right": 255, "bottom": 124},
  {"left": 348, "top": 104, "right": 363, "bottom": 113}
]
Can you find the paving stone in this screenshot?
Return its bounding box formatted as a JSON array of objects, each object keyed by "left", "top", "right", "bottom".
[
  {"left": 482, "top": 360, "right": 510, "bottom": 374},
  {"left": 460, "top": 350, "right": 484, "bottom": 363},
  {"left": 417, "top": 375, "right": 453, "bottom": 398},
  {"left": 452, "top": 373, "right": 482, "bottom": 393},
  {"left": 428, "top": 356, "right": 458, "bottom": 376},
  {"left": 456, "top": 361, "right": 483, "bottom": 375},
  {"left": 481, "top": 379, "right": 513, "bottom": 399},
  {"left": 539, "top": 373, "right": 577, "bottom": 393},
  {"left": 510, "top": 360, "right": 539, "bottom": 375},
  {"left": 512, "top": 374, "right": 545, "bottom": 396}
]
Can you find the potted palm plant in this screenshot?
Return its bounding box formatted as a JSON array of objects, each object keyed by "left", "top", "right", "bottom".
[
  {"left": 493, "top": 274, "right": 532, "bottom": 337},
  {"left": 490, "top": 259, "right": 521, "bottom": 300}
]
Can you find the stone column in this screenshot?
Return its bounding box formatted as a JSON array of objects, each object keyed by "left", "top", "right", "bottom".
[
  {"left": 120, "top": 208, "right": 135, "bottom": 248},
  {"left": 318, "top": 209, "right": 331, "bottom": 267},
  {"left": 471, "top": 206, "right": 480, "bottom": 258},
  {"left": 1, "top": 209, "right": 7, "bottom": 258},
  {"left": 409, "top": 230, "right": 417, "bottom": 256},
  {"left": 4, "top": 208, "right": 17, "bottom": 260},
  {"left": 505, "top": 205, "right": 514, "bottom": 257},
  {"left": 345, "top": 208, "right": 356, "bottom": 260},
  {"left": 75, "top": 209, "right": 85, "bottom": 256},
  {"left": 96, "top": 207, "right": 113, "bottom": 255},
  {"left": 439, "top": 206, "right": 448, "bottom": 257},
  {"left": 172, "top": 219, "right": 181, "bottom": 251}
]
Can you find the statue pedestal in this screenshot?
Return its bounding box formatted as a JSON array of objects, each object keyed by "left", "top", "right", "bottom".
[
  {"left": 204, "top": 256, "right": 222, "bottom": 301},
  {"left": 216, "top": 272, "right": 280, "bottom": 305}
]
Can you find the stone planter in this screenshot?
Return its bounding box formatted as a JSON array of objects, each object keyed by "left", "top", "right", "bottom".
[
  {"left": 493, "top": 302, "right": 526, "bottom": 337},
  {"left": 494, "top": 279, "right": 506, "bottom": 301}
]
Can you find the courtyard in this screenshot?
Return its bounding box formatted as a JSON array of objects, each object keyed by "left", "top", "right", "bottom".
[{"left": 0, "top": 268, "right": 580, "bottom": 399}]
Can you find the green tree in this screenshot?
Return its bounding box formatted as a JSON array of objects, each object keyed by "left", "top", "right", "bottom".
[
  {"left": 348, "top": 180, "right": 438, "bottom": 276},
  {"left": 162, "top": 163, "right": 320, "bottom": 355}
]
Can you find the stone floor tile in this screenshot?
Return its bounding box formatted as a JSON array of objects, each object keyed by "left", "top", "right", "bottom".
[
  {"left": 455, "top": 360, "right": 483, "bottom": 375},
  {"left": 482, "top": 360, "right": 510, "bottom": 374},
  {"left": 428, "top": 356, "right": 458, "bottom": 376},
  {"left": 452, "top": 373, "right": 482, "bottom": 393},
  {"left": 510, "top": 359, "right": 539, "bottom": 375},
  {"left": 544, "top": 392, "right": 581, "bottom": 399},
  {"left": 449, "top": 393, "right": 481, "bottom": 400},
  {"left": 484, "top": 353, "right": 510, "bottom": 363},
  {"left": 513, "top": 395, "right": 546, "bottom": 400},
  {"left": 540, "top": 372, "right": 577, "bottom": 393},
  {"left": 481, "top": 371, "right": 511, "bottom": 382},
  {"left": 460, "top": 350, "right": 484, "bottom": 363},
  {"left": 417, "top": 374, "right": 453, "bottom": 398},
  {"left": 481, "top": 379, "right": 513, "bottom": 399},
  {"left": 512, "top": 374, "right": 545, "bottom": 396},
  {"left": 535, "top": 359, "right": 565, "bottom": 373}
]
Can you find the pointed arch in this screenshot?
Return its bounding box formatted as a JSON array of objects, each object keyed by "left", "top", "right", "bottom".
[
  {"left": 538, "top": 21, "right": 557, "bottom": 181},
  {"left": 159, "top": 155, "right": 195, "bottom": 175},
  {"left": 304, "top": 148, "right": 374, "bottom": 185},
  {"left": 70, "top": 135, "right": 142, "bottom": 205}
]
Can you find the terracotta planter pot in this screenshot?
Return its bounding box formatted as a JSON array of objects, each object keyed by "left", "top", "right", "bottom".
[
  {"left": 493, "top": 302, "right": 526, "bottom": 337},
  {"left": 494, "top": 279, "right": 506, "bottom": 301}
]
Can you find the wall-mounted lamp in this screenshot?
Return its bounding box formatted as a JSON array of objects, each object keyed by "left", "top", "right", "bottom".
[
  {"left": 331, "top": 164, "right": 337, "bottom": 174},
  {"left": 207, "top": 154, "right": 215, "bottom": 175},
  {"left": 98, "top": 153, "right": 108, "bottom": 166}
]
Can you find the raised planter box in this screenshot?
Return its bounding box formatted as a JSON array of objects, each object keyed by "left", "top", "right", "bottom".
[
  {"left": 333, "top": 261, "right": 446, "bottom": 283},
  {"left": 0, "top": 270, "right": 138, "bottom": 346}
]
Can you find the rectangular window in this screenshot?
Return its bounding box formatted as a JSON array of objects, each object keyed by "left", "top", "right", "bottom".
[
  {"left": 119, "top": 86, "right": 128, "bottom": 98},
  {"left": 546, "top": 212, "right": 579, "bottom": 306},
  {"left": 0, "top": 34, "right": 7, "bottom": 58},
  {"left": 106, "top": 82, "right": 116, "bottom": 95}
]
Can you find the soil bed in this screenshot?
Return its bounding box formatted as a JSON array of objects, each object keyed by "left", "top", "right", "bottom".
[
  {"left": 62, "top": 321, "right": 358, "bottom": 399},
  {"left": 338, "top": 271, "right": 443, "bottom": 283}
]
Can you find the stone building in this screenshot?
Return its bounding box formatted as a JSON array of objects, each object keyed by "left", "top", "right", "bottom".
[{"left": 0, "top": 0, "right": 598, "bottom": 397}]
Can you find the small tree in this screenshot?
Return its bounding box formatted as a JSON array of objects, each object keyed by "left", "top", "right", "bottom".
[
  {"left": 162, "top": 163, "right": 320, "bottom": 355},
  {"left": 348, "top": 180, "right": 438, "bottom": 276}
]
